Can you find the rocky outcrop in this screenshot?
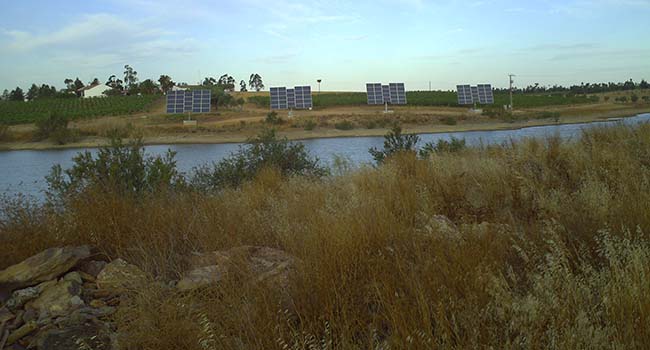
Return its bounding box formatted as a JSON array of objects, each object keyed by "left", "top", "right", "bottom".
[
  {"left": 177, "top": 246, "right": 297, "bottom": 291},
  {"left": 0, "top": 247, "right": 122, "bottom": 349},
  {"left": 0, "top": 246, "right": 91, "bottom": 298}
]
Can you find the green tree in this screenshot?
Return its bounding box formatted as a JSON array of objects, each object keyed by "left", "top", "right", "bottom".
[
  {"left": 90, "top": 78, "right": 100, "bottom": 85},
  {"left": 123, "top": 65, "right": 139, "bottom": 91},
  {"left": 202, "top": 77, "right": 217, "bottom": 86},
  {"left": 9, "top": 87, "right": 25, "bottom": 101},
  {"left": 1, "top": 89, "right": 9, "bottom": 101},
  {"left": 38, "top": 84, "right": 57, "bottom": 99},
  {"left": 138, "top": 79, "right": 159, "bottom": 95},
  {"left": 369, "top": 125, "right": 420, "bottom": 164},
  {"left": 218, "top": 74, "right": 236, "bottom": 91},
  {"left": 26, "top": 84, "right": 39, "bottom": 101},
  {"left": 249, "top": 73, "right": 264, "bottom": 92},
  {"left": 640, "top": 80, "right": 649, "bottom": 89},
  {"left": 64, "top": 78, "right": 74, "bottom": 92},
  {"left": 158, "top": 75, "right": 175, "bottom": 93},
  {"left": 240, "top": 80, "right": 248, "bottom": 92},
  {"left": 73, "top": 78, "right": 85, "bottom": 97}
]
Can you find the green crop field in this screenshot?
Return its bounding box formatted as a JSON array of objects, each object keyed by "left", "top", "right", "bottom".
[
  {"left": 248, "top": 91, "right": 598, "bottom": 109},
  {"left": 0, "top": 96, "right": 162, "bottom": 124}
]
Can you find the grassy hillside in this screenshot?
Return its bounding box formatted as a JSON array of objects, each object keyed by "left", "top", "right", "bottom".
[
  {"left": 2, "top": 123, "right": 650, "bottom": 348},
  {"left": 0, "top": 95, "right": 161, "bottom": 124}
]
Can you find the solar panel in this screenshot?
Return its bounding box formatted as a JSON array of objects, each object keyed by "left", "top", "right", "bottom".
[
  {"left": 477, "top": 84, "right": 494, "bottom": 104},
  {"left": 366, "top": 83, "right": 383, "bottom": 105},
  {"left": 270, "top": 87, "right": 288, "bottom": 110},
  {"left": 270, "top": 86, "right": 312, "bottom": 109},
  {"left": 287, "top": 89, "right": 296, "bottom": 109},
  {"left": 295, "top": 86, "right": 313, "bottom": 109},
  {"left": 471, "top": 86, "right": 479, "bottom": 104},
  {"left": 166, "top": 90, "right": 211, "bottom": 114},
  {"left": 456, "top": 85, "right": 473, "bottom": 105},
  {"left": 389, "top": 83, "right": 407, "bottom": 105},
  {"left": 367, "top": 83, "right": 407, "bottom": 105}
]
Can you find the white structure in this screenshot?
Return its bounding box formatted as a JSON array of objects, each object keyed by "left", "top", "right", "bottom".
[{"left": 79, "top": 83, "right": 111, "bottom": 98}]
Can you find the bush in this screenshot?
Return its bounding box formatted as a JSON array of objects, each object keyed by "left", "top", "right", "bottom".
[
  {"left": 361, "top": 120, "right": 377, "bottom": 129},
  {"left": 643, "top": 96, "right": 650, "bottom": 102},
  {"left": 631, "top": 94, "right": 639, "bottom": 103},
  {"left": 441, "top": 116, "right": 457, "bottom": 125},
  {"left": 190, "top": 129, "right": 328, "bottom": 191},
  {"left": 0, "top": 124, "right": 9, "bottom": 142},
  {"left": 265, "top": 111, "right": 284, "bottom": 125},
  {"left": 46, "top": 137, "right": 184, "bottom": 203},
  {"left": 419, "top": 136, "right": 467, "bottom": 156},
  {"left": 303, "top": 120, "right": 317, "bottom": 131},
  {"left": 604, "top": 96, "right": 610, "bottom": 102},
  {"left": 34, "top": 112, "right": 77, "bottom": 144},
  {"left": 369, "top": 125, "right": 420, "bottom": 164},
  {"left": 334, "top": 120, "right": 354, "bottom": 130}
]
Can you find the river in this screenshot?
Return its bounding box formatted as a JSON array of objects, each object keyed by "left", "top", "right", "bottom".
[{"left": 1, "top": 113, "right": 649, "bottom": 199}]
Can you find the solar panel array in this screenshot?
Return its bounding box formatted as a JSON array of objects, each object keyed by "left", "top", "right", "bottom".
[
  {"left": 271, "top": 86, "right": 312, "bottom": 110},
  {"left": 366, "top": 83, "right": 407, "bottom": 105},
  {"left": 456, "top": 84, "right": 494, "bottom": 105},
  {"left": 166, "top": 90, "right": 211, "bottom": 114}
]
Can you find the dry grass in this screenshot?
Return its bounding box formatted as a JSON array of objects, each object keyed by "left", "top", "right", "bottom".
[{"left": 2, "top": 124, "right": 650, "bottom": 348}]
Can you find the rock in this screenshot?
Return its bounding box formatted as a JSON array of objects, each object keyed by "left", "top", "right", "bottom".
[
  {"left": 0, "top": 306, "right": 15, "bottom": 324},
  {"left": 31, "top": 280, "right": 83, "bottom": 317},
  {"left": 6, "top": 321, "right": 37, "bottom": 346},
  {"left": 35, "top": 324, "right": 114, "bottom": 350},
  {"left": 0, "top": 246, "right": 92, "bottom": 296},
  {"left": 22, "top": 308, "right": 37, "bottom": 323},
  {"left": 62, "top": 272, "right": 83, "bottom": 284},
  {"left": 89, "top": 299, "right": 107, "bottom": 309},
  {"left": 78, "top": 260, "right": 107, "bottom": 278},
  {"left": 96, "top": 259, "right": 147, "bottom": 292},
  {"left": 177, "top": 246, "right": 297, "bottom": 291},
  {"left": 421, "top": 215, "right": 460, "bottom": 239}
]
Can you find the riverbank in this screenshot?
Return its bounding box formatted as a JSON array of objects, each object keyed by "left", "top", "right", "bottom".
[{"left": 1, "top": 105, "right": 648, "bottom": 151}]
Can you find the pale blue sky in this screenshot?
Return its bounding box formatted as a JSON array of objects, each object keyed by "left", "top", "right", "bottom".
[{"left": 1, "top": 0, "right": 649, "bottom": 92}]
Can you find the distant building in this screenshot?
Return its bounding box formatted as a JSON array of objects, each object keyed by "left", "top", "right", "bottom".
[
  {"left": 78, "top": 83, "right": 111, "bottom": 98},
  {"left": 171, "top": 86, "right": 188, "bottom": 91}
]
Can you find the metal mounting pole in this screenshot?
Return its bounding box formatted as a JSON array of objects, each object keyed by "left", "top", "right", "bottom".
[{"left": 508, "top": 74, "right": 516, "bottom": 110}]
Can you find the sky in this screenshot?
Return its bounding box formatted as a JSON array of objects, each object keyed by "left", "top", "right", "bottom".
[{"left": 0, "top": 0, "right": 649, "bottom": 92}]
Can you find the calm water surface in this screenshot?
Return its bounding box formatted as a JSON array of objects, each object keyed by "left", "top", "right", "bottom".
[{"left": 1, "top": 113, "right": 649, "bottom": 199}]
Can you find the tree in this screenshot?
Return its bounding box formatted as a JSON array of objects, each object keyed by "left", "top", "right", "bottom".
[
  {"left": 106, "top": 75, "right": 124, "bottom": 93},
  {"left": 73, "top": 78, "right": 85, "bottom": 97},
  {"left": 38, "top": 84, "right": 57, "bottom": 99},
  {"left": 640, "top": 79, "right": 649, "bottom": 89},
  {"left": 623, "top": 79, "right": 636, "bottom": 90},
  {"left": 64, "top": 79, "right": 74, "bottom": 92},
  {"left": 1, "top": 89, "right": 9, "bottom": 101},
  {"left": 369, "top": 125, "right": 420, "bottom": 164},
  {"left": 26, "top": 84, "right": 39, "bottom": 101},
  {"left": 202, "top": 77, "right": 217, "bottom": 86},
  {"left": 249, "top": 74, "right": 264, "bottom": 92},
  {"left": 158, "top": 75, "right": 175, "bottom": 93},
  {"left": 90, "top": 78, "right": 100, "bottom": 85},
  {"left": 9, "top": 87, "right": 25, "bottom": 101},
  {"left": 138, "top": 79, "right": 159, "bottom": 95},
  {"left": 123, "top": 65, "right": 138, "bottom": 91},
  {"left": 240, "top": 80, "right": 248, "bottom": 92},
  {"left": 218, "top": 74, "right": 236, "bottom": 91}
]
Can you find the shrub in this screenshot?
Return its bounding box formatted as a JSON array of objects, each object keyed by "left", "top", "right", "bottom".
[
  {"left": 631, "top": 94, "right": 639, "bottom": 103},
  {"left": 361, "top": 120, "right": 377, "bottom": 129},
  {"left": 334, "top": 120, "right": 354, "bottom": 130},
  {"left": 369, "top": 125, "right": 420, "bottom": 164},
  {"left": 643, "top": 96, "right": 650, "bottom": 102},
  {"left": 190, "top": 129, "right": 328, "bottom": 191},
  {"left": 46, "top": 137, "right": 184, "bottom": 204},
  {"left": 34, "top": 112, "right": 69, "bottom": 142},
  {"left": 303, "top": 120, "right": 317, "bottom": 131},
  {"left": 419, "top": 136, "right": 467, "bottom": 157},
  {"left": 0, "top": 123, "right": 9, "bottom": 142},
  {"left": 604, "top": 96, "right": 610, "bottom": 102},
  {"left": 441, "top": 116, "right": 457, "bottom": 125},
  {"left": 265, "top": 111, "right": 284, "bottom": 125}
]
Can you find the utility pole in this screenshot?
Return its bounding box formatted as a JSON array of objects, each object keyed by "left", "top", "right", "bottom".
[
  {"left": 508, "top": 74, "right": 516, "bottom": 110},
  {"left": 429, "top": 81, "right": 431, "bottom": 91},
  {"left": 317, "top": 79, "right": 322, "bottom": 94}
]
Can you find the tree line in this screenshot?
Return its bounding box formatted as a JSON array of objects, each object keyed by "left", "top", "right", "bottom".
[
  {"left": 494, "top": 78, "right": 650, "bottom": 95},
  {"left": 0, "top": 65, "right": 265, "bottom": 102}
]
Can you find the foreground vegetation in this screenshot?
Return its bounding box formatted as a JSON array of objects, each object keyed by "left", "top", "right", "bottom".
[{"left": 2, "top": 123, "right": 650, "bottom": 348}]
